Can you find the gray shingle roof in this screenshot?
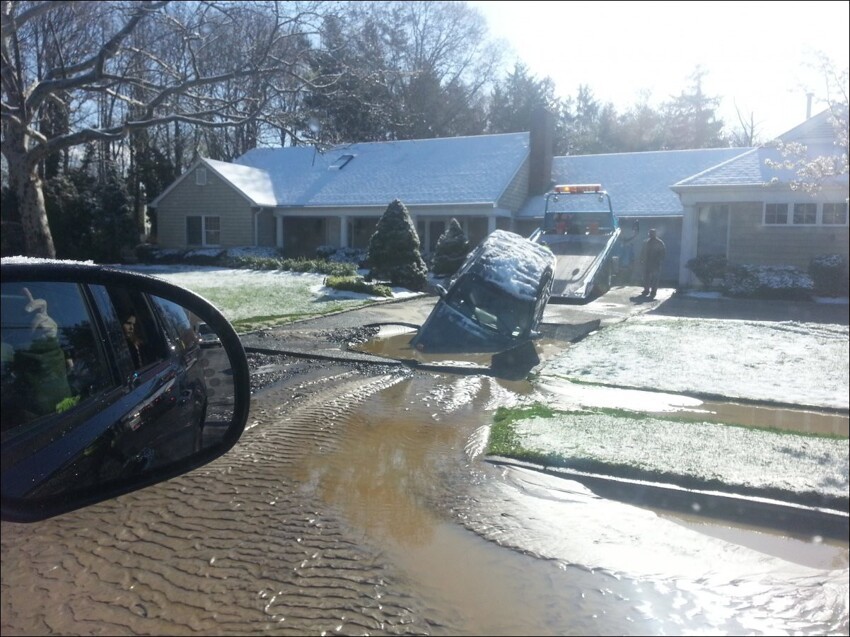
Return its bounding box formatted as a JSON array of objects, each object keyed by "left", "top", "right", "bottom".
[
  {"left": 674, "top": 142, "right": 848, "bottom": 187},
  {"left": 517, "top": 147, "right": 751, "bottom": 219},
  {"left": 229, "top": 133, "right": 530, "bottom": 207}
]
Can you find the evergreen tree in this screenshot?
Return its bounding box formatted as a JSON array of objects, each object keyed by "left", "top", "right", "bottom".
[
  {"left": 661, "top": 67, "right": 728, "bottom": 149},
  {"left": 367, "top": 199, "right": 428, "bottom": 291},
  {"left": 432, "top": 218, "right": 470, "bottom": 276}
]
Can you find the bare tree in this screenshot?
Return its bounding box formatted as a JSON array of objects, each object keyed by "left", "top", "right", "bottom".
[
  {"left": 730, "top": 103, "right": 760, "bottom": 147},
  {"left": 2, "top": 0, "right": 325, "bottom": 257}
]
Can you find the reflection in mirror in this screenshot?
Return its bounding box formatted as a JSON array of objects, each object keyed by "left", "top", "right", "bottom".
[{"left": 1, "top": 280, "right": 239, "bottom": 510}]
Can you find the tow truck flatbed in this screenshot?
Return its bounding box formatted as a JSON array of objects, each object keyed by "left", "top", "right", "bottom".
[{"left": 529, "top": 184, "right": 620, "bottom": 301}]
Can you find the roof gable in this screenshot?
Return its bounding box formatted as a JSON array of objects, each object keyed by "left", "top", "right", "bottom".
[
  {"left": 149, "top": 157, "right": 276, "bottom": 208},
  {"left": 778, "top": 109, "right": 840, "bottom": 143},
  {"left": 675, "top": 144, "right": 847, "bottom": 189}
]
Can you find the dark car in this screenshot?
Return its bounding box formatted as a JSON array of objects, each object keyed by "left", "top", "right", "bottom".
[
  {"left": 1, "top": 260, "right": 250, "bottom": 522},
  {"left": 412, "top": 230, "right": 556, "bottom": 353}
]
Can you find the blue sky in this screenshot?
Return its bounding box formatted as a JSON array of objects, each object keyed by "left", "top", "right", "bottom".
[{"left": 469, "top": 0, "right": 849, "bottom": 141}]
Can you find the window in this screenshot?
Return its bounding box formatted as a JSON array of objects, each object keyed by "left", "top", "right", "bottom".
[
  {"left": 328, "top": 154, "right": 354, "bottom": 170},
  {"left": 764, "top": 203, "right": 788, "bottom": 225},
  {"left": 106, "top": 288, "right": 168, "bottom": 372},
  {"left": 822, "top": 203, "right": 848, "bottom": 225},
  {"left": 1, "top": 282, "right": 112, "bottom": 433},
  {"left": 195, "top": 167, "right": 207, "bottom": 185},
  {"left": 186, "top": 216, "right": 221, "bottom": 246},
  {"left": 793, "top": 203, "right": 817, "bottom": 225},
  {"left": 204, "top": 216, "right": 220, "bottom": 245}
]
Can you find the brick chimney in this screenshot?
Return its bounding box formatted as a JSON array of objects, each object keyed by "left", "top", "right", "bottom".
[{"left": 529, "top": 107, "right": 554, "bottom": 196}]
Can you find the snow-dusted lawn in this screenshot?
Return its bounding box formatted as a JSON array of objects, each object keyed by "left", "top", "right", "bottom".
[
  {"left": 509, "top": 411, "right": 849, "bottom": 502},
  {"left": 540, "top": 316, "right": 849, "bottom": 410},
  {"left": 125, "top": 265, "right": 418, "bottom": 330}
]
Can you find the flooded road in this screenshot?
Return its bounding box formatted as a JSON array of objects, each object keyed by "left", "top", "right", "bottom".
[
  {"left": 2, "top": 343, "right": 848, "bottom": 635},
  {"left": 297, "top": 369, "right": 848, "bottom": 635}
]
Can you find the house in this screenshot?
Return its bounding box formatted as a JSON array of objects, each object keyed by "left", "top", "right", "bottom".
[
  {"left": 152, "top": 109, "right": 847, "bottom": 288},
  {"left": 150, "top": 119, "right": 554, "bottom": 258},
  {"left": 673, "top": 110, "right": 849, "bottom": 287},
  {"left": 515, "top": 148, "right": 751, "bottom": 283}
]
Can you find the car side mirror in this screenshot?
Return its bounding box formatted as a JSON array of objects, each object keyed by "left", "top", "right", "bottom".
[
  {"left": 1, "top": 261, "right": 250, "bottom": 522},
  {"left": 436, "top": 284, "right": 448, "bottom": 298}
]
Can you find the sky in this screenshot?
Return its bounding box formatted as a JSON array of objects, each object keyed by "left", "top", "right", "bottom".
[{"left": 468, "top": 0, "right": 849, "bottom": 141}]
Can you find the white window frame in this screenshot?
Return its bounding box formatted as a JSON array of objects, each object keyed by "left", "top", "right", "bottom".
[
  {"left": 195, "top": 167, "right": 207, "bottom": 186},
  {"left": 763, "top": 202, "right": 850, "bottom": 227},
  {"left": 763, "top": 203, "right": 789, "bottom": 225},
  {"left": 822, "top": 202, "right": 849, "bottom": 226},
  {"left": 186, "top": 215, "right": 221, "bottom": 246},
  {"left": 792, "top": 202, "right": 817, "bottom": 226}
]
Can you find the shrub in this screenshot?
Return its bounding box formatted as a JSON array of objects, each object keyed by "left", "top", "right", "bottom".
[
  {"left": 686, "top": 254, "right": 727, "bottom": 287},
  {"left": 367, "top": 199, "right": 428, "bottom": 291},
  {"left": 432, "top": 218, "right": 471, "bottom": 277},
  {"left": 224, "top": 255, "right": 356, "bottom": 276},
  {"left": 722, "top": 264, "right": 814, "bottom": 300},
  {"left": 183, "top": 249, "right": 226, "bottom": 265},
  {"left": 325, "top": 275, "right": 393, "bottom": 298},
  {"left": 809, "top": 254, "right": 849, "bottom": 297},
  {"left": 315, "top": 246, "right": 368, "bottom": 267}
]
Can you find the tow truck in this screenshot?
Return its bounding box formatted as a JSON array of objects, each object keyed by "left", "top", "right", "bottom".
[{"left": 528, "top": 183, "right": 621, "bottom": 301}]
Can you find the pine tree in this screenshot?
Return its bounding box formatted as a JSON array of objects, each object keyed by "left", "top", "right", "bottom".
[
  {"left": 367, "top": 199, "right": 428, "bottom": 291},
  {"left": 432, "top": 218, "right": 470, "bottom": 277}
]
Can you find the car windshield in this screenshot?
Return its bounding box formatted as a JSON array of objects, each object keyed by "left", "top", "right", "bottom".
[{"left": 447, "top": 274, "right": 535, "bottom": 338}]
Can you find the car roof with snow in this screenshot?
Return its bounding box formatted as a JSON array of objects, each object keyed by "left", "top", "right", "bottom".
[{"left": 461, "top": 230, "right": 555, "bottom": 301}]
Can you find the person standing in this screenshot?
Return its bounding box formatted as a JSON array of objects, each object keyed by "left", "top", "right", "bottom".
[{"left": 639, "top": 228, "right": 666, "bottom": 299}]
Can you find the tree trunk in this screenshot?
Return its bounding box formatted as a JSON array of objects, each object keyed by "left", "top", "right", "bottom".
[{"left": 7, "top": 152, "right": 56, "bottom": 258}]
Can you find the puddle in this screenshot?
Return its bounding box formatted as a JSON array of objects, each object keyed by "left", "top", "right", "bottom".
[
  {"left": 360, "top": 326, "right": 849, "bottom": 438},
  {"left": 353, "top": 325, "right": 567, "bottom": 372},
  {"left": 299, "top": 373, "right": 848, "bottom": 634},
  {"left": 353, "top": 326, "right": 493, "bottom": 366}
]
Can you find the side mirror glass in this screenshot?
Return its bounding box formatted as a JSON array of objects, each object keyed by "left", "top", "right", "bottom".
[{"left": 1, "top": 262, "right": 250, "bottom": 522}]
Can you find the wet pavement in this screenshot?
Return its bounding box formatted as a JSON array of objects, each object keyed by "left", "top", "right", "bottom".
[{"left": 2, "top": 285, "right": 848, "bottom": 635}]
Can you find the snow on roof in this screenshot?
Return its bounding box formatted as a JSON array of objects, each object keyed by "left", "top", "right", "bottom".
[
  {"left": 232, "top": 133, "right": 530, "bottom": 207},
  {"left": 517, "top": 148, "right": 750, "bottom": 219},
  {"left": 674, "top": 142, "right": 849, "bottom": 188},
  {"left": 471, "top": 230, "right": 555, "bottom": 301},
  {"left": 203, "top": 158, "right": 277, "bottom": 207}
]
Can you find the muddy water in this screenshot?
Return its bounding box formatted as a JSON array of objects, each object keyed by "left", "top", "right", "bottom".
[
  {"left": 304, "top": 372, "right": 848, "bottom": 634},
  {"left": 2, "top": 353, "right": 847, "bottom": 635},
  {"left": 356, "top": 329, "right": 850, "bottom": 437}
]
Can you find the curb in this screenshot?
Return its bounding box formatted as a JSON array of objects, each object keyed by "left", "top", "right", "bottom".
[{"left": 487, "top": 456, "right": 849, "bottom": 541}]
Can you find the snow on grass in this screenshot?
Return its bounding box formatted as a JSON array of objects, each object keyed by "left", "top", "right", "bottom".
[
  {"left": 511, "top": 411, "right": 849, "bottom": 501},
  {"left": 123, "top": 265, "right": 379, "bottom": 327},
  {"left": 540, "top": 316, "right": 849, "bottom": 410}
]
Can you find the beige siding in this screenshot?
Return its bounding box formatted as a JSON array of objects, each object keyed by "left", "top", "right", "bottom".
[
  {"left": 497, "top": 158, "right": 530, "bottom": 211},
  {"left": 155, "top": 166, "right": 254, "bottom": 248},
  {"left": 729, "top": 202, "right": 849, "bottom": 269}
]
